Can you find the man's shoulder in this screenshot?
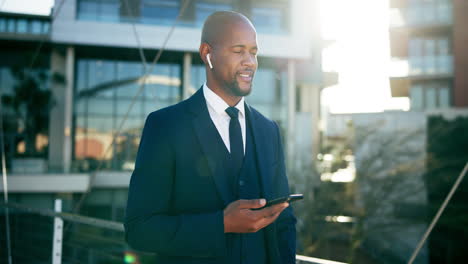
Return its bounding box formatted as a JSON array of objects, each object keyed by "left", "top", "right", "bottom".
[
  {"left": 147, "top": 87, "right": 204, "bottom": 121},
  {"left": 247, "top": 104, "right": 280, "bottom": 136},
  {"left": 145, "top": 100, "right": 189, "bottom": 124},
  {"left": 248, "top": 105, "right": 277, "bottom": 127}
]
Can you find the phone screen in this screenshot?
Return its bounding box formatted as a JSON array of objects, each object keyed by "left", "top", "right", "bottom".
[{"left": 252, "top": 194, "right": 303, "bottom": 210}]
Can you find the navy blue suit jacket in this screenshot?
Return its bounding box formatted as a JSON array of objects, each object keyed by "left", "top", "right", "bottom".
[{"left": 125, "top": 87, "right": 296, "bottom": 263}]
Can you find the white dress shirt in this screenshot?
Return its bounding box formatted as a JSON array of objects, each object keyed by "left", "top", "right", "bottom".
[{"left": 203, "top": 83, "right": 246, "bottom": 154}]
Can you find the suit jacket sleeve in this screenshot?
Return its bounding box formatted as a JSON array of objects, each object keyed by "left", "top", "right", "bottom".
[
  {"left": 273, "top": 121, "right": 297, "bottom": 264},
  {"left": 124, "top": 111, "right": 226, "bottom": 257}
]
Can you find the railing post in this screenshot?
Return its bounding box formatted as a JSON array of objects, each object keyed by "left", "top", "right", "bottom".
[{"left": 52, "top": 199, "right": 63, "bottom": 264}]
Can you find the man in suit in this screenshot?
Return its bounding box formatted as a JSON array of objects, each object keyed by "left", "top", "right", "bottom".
[{"left": 125, "top": 11, "right": 296, "bottom": 264}]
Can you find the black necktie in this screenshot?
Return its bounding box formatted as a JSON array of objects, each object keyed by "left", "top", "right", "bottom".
[{"left": 225, "top": 106, "right": 244, "bottom": 174}]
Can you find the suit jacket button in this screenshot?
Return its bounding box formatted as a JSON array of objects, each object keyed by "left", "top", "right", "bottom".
[{"left": 239, "top": 180, "right": 245, "bottom": 186}]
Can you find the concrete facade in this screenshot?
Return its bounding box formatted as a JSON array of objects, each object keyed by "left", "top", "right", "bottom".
[
  {"left": 48, "top": 47, "right": 74, "bottom": 173},
  {"left": 51, "top": 0, "right": 314, "bottom": 59},
  {"left": 389, "top": 0, "right": 468, "bottom": 109},
  {"left": 1, "top": 0, "right": 325, "bottom": 193},
  {"left": 453, "top": 0, "right": 468, "bottom": 107}
]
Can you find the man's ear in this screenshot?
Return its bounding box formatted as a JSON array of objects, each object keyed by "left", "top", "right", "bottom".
[{"left": 199, "top": 43, "right": 211, "bottom": 66}]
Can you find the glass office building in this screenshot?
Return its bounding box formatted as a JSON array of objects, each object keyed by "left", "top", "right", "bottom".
[
  {"left": 72, "top": 54, "right": 289, "bottom": 172},
  {"left": 1, "top": 0, "right": 310, "bottom": 174},
  {"left": 0, "top": 0, "right": 320, "bottom": 178},
  {"left": 75, "top": 0, "right": 289, "bottom": 34},
  {"left": 0, "top": 0, "right": 318, "bottom": 216},
  {"left": 389, "top": 0, "right": 467, "bottom": 110},
  {"left": 0, "top": 4, "right": 318, "bottom": 253}
]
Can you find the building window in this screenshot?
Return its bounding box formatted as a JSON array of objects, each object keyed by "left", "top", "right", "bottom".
[
  {"left": 75, "top": 0, "right": 291, "bottom": 35},
  {"left": 250, "top": 0, "right": 289, "bottom": 34},
  {"left": 101, "top": 0, "right": 120, "bottom": 22},
  {"left": 249, "top": 60, "right": 288, "bottom": 135},
  {"left": 7, "top": 18, "right": 15, "bottom": 33},
  {"left": 406, "top": 0, "right": 452, "bottom": 26},
  {"left": 194, "top": 0, "right": 232, "bottom": 26},
  {"left": 410, "top": 81, "right": 451, "bottom": 110},
  {"left": 437, "top": 0, "right": 452, "bottom": 24},
  {"left": 140, "top": 0, "right": 180, "bottom": 25},
  {"left": 439, "top": 86, "right": 450, "bottom": 108},
  {"left": 425, "top": 85, "right": 437, "bottom": 109},
  {"left": 77, "top": 0, "right": 120, "bottom": 22},
  {"left": 436, "top": 38, "right": 452, "bottom": 74},
  {"left": 73, "top": 58, "right": 181, "bottom": 172},
  {"left": 0, "top": 17, "right": 49, "bottom": 35},
  {"left": 31, "top": 20, "right": 43, "bottom": 34},
  {"left": 0, "top": 18, "right": 5, "bottom": 32},
  {"left": 16, "top": 19, "right": 28, "bottom": 33},
  {"left": 408, "top": 36, "right": 453, "bottom": 76},
  {"left": 250, "top": 65, "right": 289, "bottom": 127},
  {"left": 190, "top": 64, "right": 205, "bottom": 91},
  {"left": 410, "top": 84, "right": 423, "bottom": 110},
  {"left": 43, "top": 21, "right": 50, "bottom": 34},
  {"left": 0, "top": 63, "right": 51, "bottom": 171},
  {"left": 77, "top": 0, "right": 99, "bottom": 20},
  {"left": 422, "top": 0, "right": 436, "bottom": 25},
  {"left": 424, "top": 38, "right": 436, "bottom": 74}
]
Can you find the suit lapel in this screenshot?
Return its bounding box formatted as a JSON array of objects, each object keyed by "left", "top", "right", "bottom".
[
  {"left": 245, "top": 103, "right": 274, "bottom": 200},
  {"left": 186, "top": 88, "right": 275, "bottom": 203},
  {"left": 188, "top": 88, "right": 233, "bottom": 205},
  {"left": 245, "top": 104, "right": 280, "bottom": 262}
]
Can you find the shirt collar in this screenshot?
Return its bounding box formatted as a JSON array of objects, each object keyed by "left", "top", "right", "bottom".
[{"left": 203, "top": 82, "right": 245, "bottom": 118}]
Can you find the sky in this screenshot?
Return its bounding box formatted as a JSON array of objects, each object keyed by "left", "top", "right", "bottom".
[
  {"left": 0, "top": 0, "right": 409, "bottom": 114},
  {"left": 319, "top": 0, "right": 409, "bottom": 113},
  {"left": 0, "top": 0, "right": 53, "bottom": 15}
]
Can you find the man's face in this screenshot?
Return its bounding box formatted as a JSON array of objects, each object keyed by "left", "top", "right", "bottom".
[{"left": 211, "top": 21, "right": 258, "bottom": 97}]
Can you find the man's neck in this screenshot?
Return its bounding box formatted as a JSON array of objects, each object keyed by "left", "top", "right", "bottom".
[{"left": 206, "top": 81, "right": 242, "bottom": 107}]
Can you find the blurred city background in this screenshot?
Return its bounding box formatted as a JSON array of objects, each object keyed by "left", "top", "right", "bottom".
[{"left": 0, "top": 0, "right": 467, "bottom": 263}]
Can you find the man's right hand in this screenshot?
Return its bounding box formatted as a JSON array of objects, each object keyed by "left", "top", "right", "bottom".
[{"left": 223, "top": 199, "right": 289, "bottom": 233}]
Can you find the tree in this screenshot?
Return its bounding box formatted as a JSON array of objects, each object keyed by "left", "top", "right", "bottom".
[
  {"left": 424, "top": 115, "right": 468, "bottom": 263},
  {"left": 295, "top": 119, "right": 429, "bottom": 264},
  {"left": 1, "top": 68, "right": 63, "bottom": 157},
  {"left": 347, "top": 121, "right": 427, "bottom": 264}
]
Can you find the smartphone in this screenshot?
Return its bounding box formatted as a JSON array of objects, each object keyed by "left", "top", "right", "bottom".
[{"left": 252, "top": 194, "right": 303, "bottom": 210}]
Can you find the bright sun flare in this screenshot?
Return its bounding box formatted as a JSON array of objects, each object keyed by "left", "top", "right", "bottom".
[{"left": 319, "top": 0, "right": 409, "bottom": 114}]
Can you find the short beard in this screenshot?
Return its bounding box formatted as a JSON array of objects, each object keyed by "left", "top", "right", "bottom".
[{"left": 224, "top": 78, "right": 252, "bottom": 97}]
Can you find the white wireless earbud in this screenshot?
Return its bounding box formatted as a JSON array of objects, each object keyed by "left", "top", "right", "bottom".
[{"left": 206, "top": 53, "right": 213, "bottom": 69}]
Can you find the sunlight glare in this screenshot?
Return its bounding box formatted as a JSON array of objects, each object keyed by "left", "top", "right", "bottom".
[
  {"left": 0, "top": 0, "right": 54, "bottom": 15},
  {"left": 320, "top": 0, "right": 408, "bottom": 113}
]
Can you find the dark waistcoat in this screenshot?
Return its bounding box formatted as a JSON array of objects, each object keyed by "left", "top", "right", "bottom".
[{"left": 223, "top": 113, "right": 267, "bottom": 264}]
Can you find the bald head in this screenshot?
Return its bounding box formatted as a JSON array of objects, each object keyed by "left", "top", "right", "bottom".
[
  {"left": 201, "top": 11, "right": 256, "bottom": 46},
  {"left": 199, "top": 11, "right": 258, "bottom": 106}
]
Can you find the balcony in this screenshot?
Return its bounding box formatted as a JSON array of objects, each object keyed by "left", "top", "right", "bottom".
[
  {"left": 76, "top": 0, "right": 289, "bottom": 35},
  {"left": 389, "top": 55, "right": 453, "bottom": 97},
  {"left": 0, "top": 12, "right": 51, "bottom": 41},
  {"left": 389, "top": 3, "right": 452, "bottom": 29},
  {"left": 0, "top": 201, "right": 349, "bottom": 264},
  {"left": 389, "top": 55, "right": 453, "bottom": 79}
]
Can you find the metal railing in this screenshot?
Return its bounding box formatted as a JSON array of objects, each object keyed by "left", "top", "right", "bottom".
[
  {"left": 0, "top": 201, "right": 133, "bottom": 264},
  {"left": 0, "top": 201, "right": 340, "bottom": 264}
]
